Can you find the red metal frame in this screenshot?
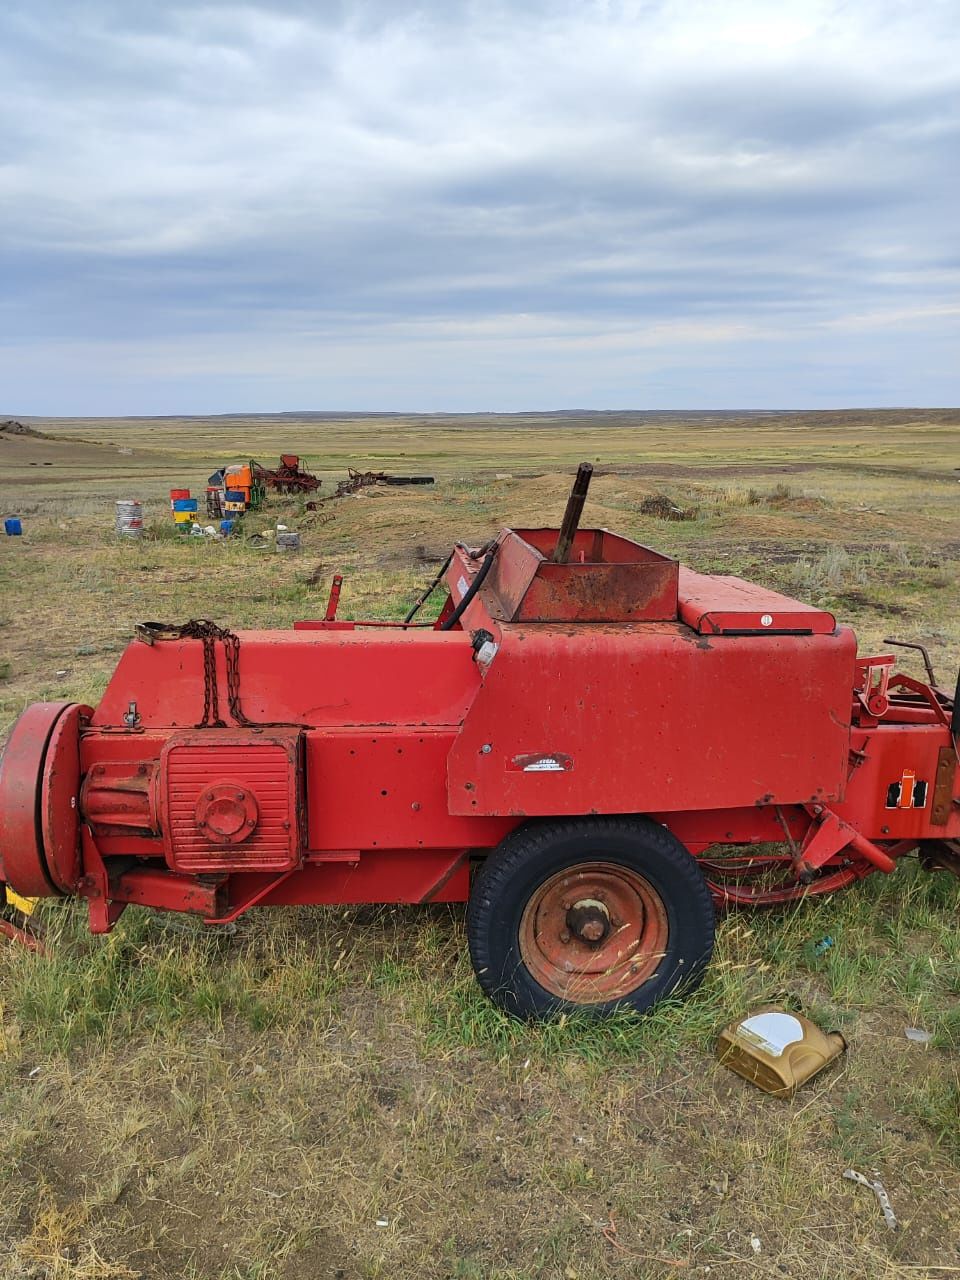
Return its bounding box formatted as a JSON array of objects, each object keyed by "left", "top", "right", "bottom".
[{"left": 0, "top": 523, "right": 958, "bottom": 940}]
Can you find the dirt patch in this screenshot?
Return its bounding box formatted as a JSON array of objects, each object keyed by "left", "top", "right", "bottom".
[
  {"left": 832, "top": 588, "right": 911, "bottom": 617},
  {"left": 638, "top": 493, "right": 696, "bottom": 520}
]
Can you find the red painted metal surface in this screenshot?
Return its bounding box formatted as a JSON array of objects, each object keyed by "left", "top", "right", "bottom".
[
  {"left": 0, "top": 918, "right": 46, "bottom": 953},
  {"left": 1, "top": 516, "right": 959, "bottom": 948},
  {"left": 0, "top": 701, "right": 76, "bottom": 895},
  {"left": 446, "top": 615, "right": 856, "bottom": 817},
  {"left": 303, "top": 729, "right": 511, "bottom": 852},
  {"left": 41, "top": 702, "right": 93, "bottom": 892},
  {"left": 111, "top": 866, "right": 225, "bottom": 915},
  {"left": 160, "top": 730, "right": 304, "bottom": 873},
  {"left": 677, "top": 567, "right": 837, "bottom": 635},
  {"left": 224, "top": 849, "right": 471, "bottom": 907},
  {"left": 91, "top": 628, "right": 479, "bottom": 730},
  {"left": 81, "top": 760, "right": 160, "bottom": 836}
]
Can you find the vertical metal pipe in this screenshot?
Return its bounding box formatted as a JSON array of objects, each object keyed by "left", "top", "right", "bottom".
[{"left": 552, "top": 463, "right": 594, "bottom": 564}]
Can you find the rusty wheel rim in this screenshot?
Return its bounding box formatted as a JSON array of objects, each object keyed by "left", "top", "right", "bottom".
[{"left": 518, "top": 861, "right": 669, "bottom": 1004}]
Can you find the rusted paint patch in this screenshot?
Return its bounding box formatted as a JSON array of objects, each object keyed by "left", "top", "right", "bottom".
[
  {"left": 509, "top": 752, "right": 574, "bottom": 773},
  {"left": 931, "top": 746, "right": 958, "bottom": 826}
]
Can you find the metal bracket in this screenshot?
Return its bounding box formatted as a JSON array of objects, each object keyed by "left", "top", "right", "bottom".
[{"left": 931, "top": 745, "right": 958, "bottom": 826}]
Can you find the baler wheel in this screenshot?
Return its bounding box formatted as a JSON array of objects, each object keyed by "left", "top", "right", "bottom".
[{"left": 467, "top": 817, "right": 715, "bottom": 1020}]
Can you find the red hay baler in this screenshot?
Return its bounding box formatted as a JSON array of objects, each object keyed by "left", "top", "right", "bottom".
[{"left": 2, "top": 466, "right": 958, "bottom": 1019}]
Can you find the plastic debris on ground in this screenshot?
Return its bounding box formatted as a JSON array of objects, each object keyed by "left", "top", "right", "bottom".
[
  {"left": 843, "top": 1169, "right": 899, "bottom": 1230},
  {"left": 716, "top": 1006, "right": 846, "bottom": 1096},
  {"left": 904, "top": 1027, "right": 933, "bottom": 1044}
]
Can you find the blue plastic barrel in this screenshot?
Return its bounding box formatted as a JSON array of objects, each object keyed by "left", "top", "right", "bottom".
[
  {"left": 220, "top": 519, "right": 235, "bottom": 536},
  {"left": 5, "top": 517, "right": 22, "bottom": 536},
  {"left": 172, "top": 498, "right": 198, "bottom": 512}
]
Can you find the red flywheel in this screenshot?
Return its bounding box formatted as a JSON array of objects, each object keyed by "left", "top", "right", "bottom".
[{"left": 0, "top": 701, "right": 91, "bottom": 896}]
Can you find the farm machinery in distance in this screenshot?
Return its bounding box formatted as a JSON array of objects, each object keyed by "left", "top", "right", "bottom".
[
  {"left": 253, "top": 454, "right": 322, "bottom": 496},
  {"left": 1, "top": 465, "right": 958, "bottom": 1019}
]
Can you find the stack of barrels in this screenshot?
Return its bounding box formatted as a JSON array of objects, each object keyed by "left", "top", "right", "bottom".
[
  {"left": 206, "top": 475, "right": 223, "bottom": 519},
  {"left": 223, "top": 463, "right": 253, "bottom": 514},
  {"left": 170, "top": 488, "right": 198, "bottom": 532}
]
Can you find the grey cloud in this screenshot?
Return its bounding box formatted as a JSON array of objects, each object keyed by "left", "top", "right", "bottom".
[{"left": 0, "top": 0, "right": 958, "bottom": 412}]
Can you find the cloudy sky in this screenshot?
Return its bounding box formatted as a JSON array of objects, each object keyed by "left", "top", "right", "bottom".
[{"left": 1, "top": 0, "right": 958, "bottom": 414}]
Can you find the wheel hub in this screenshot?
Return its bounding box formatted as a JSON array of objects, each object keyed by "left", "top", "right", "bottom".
[
  {"left": 565, "top": 897, "right": 610, "bottom": 946},
  {"left": 519, "top": 861, "right": 669, "bottom": 1004}
]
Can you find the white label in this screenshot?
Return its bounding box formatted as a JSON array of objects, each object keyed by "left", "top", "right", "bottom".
[
  {"left": 523, "top": 758, "right": 565, "bottom": 772},
  {"left": 457, "top": 575, "right": 470, "bottom": 599},
  {"left": 734, "top": 1012, "right": 804, "bottom": 1058},
  {"left": 760, "top": 613, "right": 773, "bottom": 627}
]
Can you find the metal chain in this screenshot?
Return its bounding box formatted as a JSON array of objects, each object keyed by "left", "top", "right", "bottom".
[
  {"left": 222, "top": 629, "right": 253, "bottom": 725},
  {"left": 136, "top": 619, "right": 298, "bottom": 729},
  {"left": 199, "top": 631, "right": 225, "bottom": 728}
]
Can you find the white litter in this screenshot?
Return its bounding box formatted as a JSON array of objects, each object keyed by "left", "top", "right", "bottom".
[
  {"left": 904, "top": 1027, "right": 933, "bottom": 1044},
  {"left": 843, "top": 1169, "right": 899, "bottom": 1230}
]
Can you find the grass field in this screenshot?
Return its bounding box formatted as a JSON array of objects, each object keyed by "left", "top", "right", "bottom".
[{"left": 1, "top": 409, "right": 959, "bottom": 1279}]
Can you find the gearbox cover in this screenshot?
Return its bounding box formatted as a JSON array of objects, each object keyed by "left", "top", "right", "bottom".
[{"left": 160, "top": 729, "right": 304, "bottom": 873}]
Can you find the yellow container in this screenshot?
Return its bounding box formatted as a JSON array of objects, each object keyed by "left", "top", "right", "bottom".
[
  {"left": 224, "top": 500, "right": 245, "bottom": 512},
  {"left": 172, "top": 510, "right": 193, "bottom": 524},
  {"left": 717, "top": 1007, "right": 846, "bottom": 1096}
]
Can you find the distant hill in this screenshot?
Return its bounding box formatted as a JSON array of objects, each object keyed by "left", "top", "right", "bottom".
[{"left": 0, "top": 419, "right": 44, "bottom": 437}]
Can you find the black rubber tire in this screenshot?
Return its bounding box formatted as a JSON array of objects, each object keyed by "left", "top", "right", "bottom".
[{"left": 467, "top": 816, "right": 716, "bottom": 1021}]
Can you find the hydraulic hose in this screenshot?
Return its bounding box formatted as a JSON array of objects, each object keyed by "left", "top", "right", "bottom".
[
  {"left": 439, "top": 545, "right": 497, "bottom": 631},
  {"left": 402, "top": 550, "right": 455, "bottom": 624}
]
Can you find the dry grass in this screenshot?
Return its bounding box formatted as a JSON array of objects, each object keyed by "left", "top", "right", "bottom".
[{"left": 1, "top": 409, "right": 960, "bottom": 1278}]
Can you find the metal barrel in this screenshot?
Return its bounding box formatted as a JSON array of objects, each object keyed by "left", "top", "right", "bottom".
[
  {"left": 552, "top": 462, "right": 594, "bottom": 563},
  {"left": 115, "top": 499, "right": 143, "bottom": 538}
]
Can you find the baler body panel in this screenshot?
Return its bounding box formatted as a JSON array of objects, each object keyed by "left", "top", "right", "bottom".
[
  {"left": 676, "top": 567, "right": 838, "bottom": 635},
  {"left": 91, "top": 628, "right": 481, "bottom": 730},
  {"left": 303, "top": 729, "right": 512, "bottom": 851},
  {"left": 447, "top": 621, "right": 857, "bottom": 817}
]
